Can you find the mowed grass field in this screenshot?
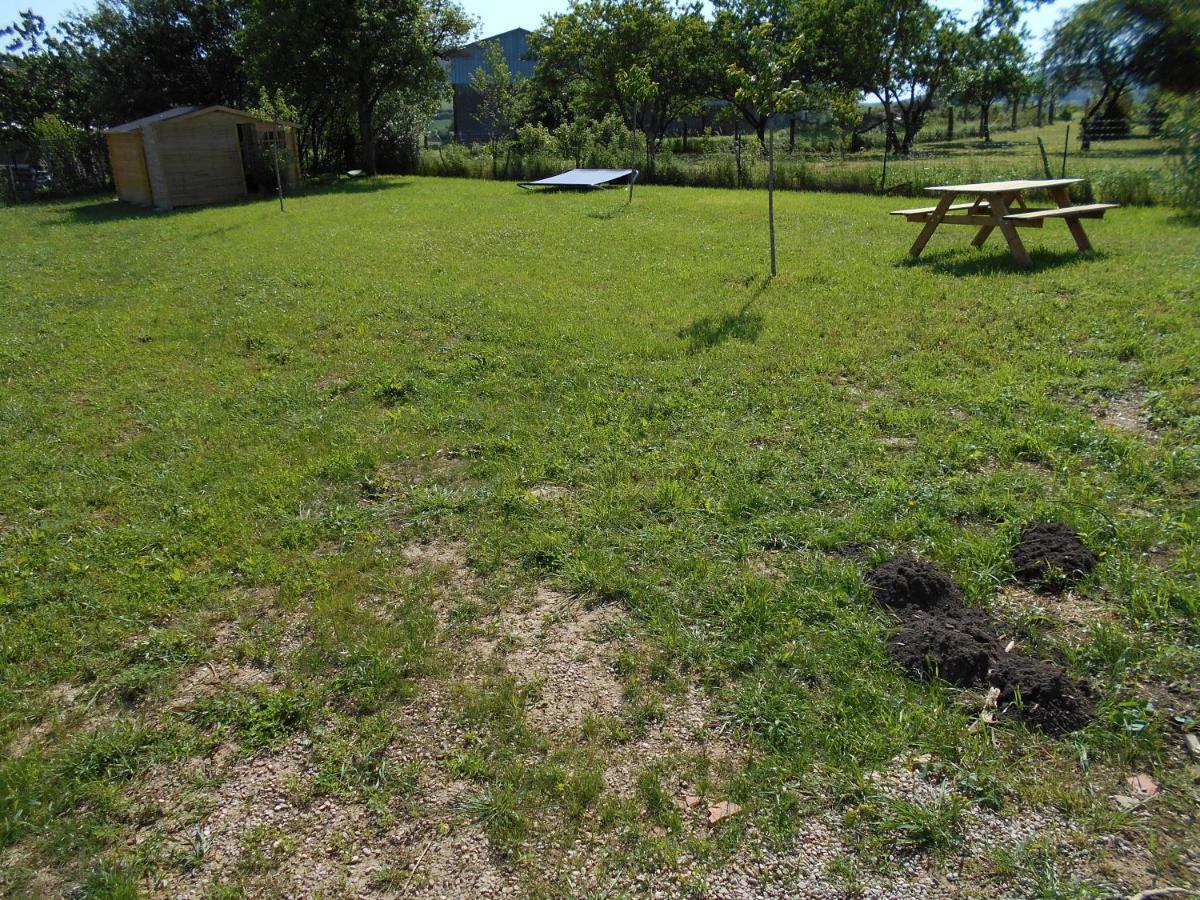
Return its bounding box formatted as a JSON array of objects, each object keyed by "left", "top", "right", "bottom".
[{"left": 1, "top": 178, "right": 1198, "bottom": 897}]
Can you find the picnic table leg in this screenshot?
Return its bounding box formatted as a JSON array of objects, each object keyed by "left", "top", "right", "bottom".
[
  {"left": 970, "top": 197, "right": 995, "bottom": 247},
  {"left": 987, "top": 193, "right": 1033, "bottom": 267},
  {"left": 909, "top": 192, "right": 956, "bottom": 258},
  {"left": 1050, "top": 185, "right": 1093, "bottom": 252}
]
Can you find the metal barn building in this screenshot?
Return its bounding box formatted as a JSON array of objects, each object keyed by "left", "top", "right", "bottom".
[
  {"left": 446, "top": 29, "right": 534, "bottom": 144},
  {"left": 103, "top": 106, "right": 301, "bottom": 210}
]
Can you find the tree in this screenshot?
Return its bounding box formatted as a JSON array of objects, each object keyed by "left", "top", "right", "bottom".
[
  {"left": 246, "top": 0, "right": 472, "bottom": 175},
  {"left": 850, "top": 0, "right": 962, "bottom": 153},
  {"left": 710, "top": 0, "right": 802, "bottom": 147},
  {"left": 726, "top": 21, "right": 827, "bottom": 276},
  {"left": 951, "top": 2, "right": 1027, "bottom": 142},
  {"left": 470, "top": 40, "right": 529, "bottom": 172},
  {"left": 1, "top": 12, "right": 55, "bottom": 142},
  {"left": 1043, "top": 0, "right": 1141, "bottom": 139},
  {"left": 1120, "top": 0, "right": 1200, "bottom": 94},
  {"left": 529, "top": 0, "right": 711, "bottom": 161},
  {"left": 52, "top": 0, "right": 250, "bottom": 128}
]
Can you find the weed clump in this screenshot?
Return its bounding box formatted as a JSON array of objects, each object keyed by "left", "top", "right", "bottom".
[
  {"left": 1010, "top": 521, "right": 1098, "bottom": 592},
  {"left": 865, "top": 557, "right": 1094, "bottom": 735}
]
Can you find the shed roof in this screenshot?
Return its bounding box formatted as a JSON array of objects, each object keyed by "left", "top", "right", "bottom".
[{"left": 104, "top": 105, "right": 296, "bottom": 134}]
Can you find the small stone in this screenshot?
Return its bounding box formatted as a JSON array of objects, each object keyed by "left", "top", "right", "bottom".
[
  {"left": 1127, "top": 774, "right": 1160, "bottom": 797},
  {"left": 707, "top": 801, "right": 742, "bottom": 824}
]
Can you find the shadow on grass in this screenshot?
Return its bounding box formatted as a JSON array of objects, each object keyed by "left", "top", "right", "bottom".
[
  {"left": 49, "top": 178, "right": 411, "bottom": 225},
  {"left": 901, "top": 246, "right": 1111, "bottom": 276},
  {"left": 678, "top": 293, "right": 765, "bottom": 353},
  {"left": 306, "top": 177, "right": 414, "bottom": 196},
  {"left": 1166, "top": 210, "right": 1200, "bottom": 228},
  {"left": 586, "top": 199, "right": 634, "bottom": 220}
]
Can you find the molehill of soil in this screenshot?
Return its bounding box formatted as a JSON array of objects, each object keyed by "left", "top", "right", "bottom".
[
  {"left": 866, "top": 556, "right": 1094, "bottom": 735},
  {"left": 1010, "top": 521, "right": 1098, "bottom": 592}
]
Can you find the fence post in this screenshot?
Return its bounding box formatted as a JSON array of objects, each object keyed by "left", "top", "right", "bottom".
[
  {"left": 880, "top": 132, "right": 889, "bottom": 193},
  {"left": 1061, "top": 124, "right": 1070, "bottom": 178},
  {"left": 272, "top": 124, "right": 285, "bottom": 212},
  {"left": 734, "top": 124, "right": 743, "bottom": 189},
  {"left": 1036, "top": 137, "right": 1052, "bottom": 179},
  {"left": 7, "top": 152, "right": 19, "bottom": 205}
]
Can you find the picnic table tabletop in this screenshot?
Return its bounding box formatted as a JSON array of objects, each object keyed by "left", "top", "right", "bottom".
[{"left": 924, "top": 178, "right": 1083, "bottom": 194}]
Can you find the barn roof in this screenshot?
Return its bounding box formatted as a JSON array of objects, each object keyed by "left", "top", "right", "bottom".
[
  {"left": 104, "top": 105, "right": 296, "bottom": 134},
  {"left": 447, "top": 28, "right": 534, "bottom": 85}
]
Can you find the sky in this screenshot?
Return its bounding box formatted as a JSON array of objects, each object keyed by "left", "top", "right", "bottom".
[{"left": 2, "top": 0, "right": 1080, "bottom": 51}]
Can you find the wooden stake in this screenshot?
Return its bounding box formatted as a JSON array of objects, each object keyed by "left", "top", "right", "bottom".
[
  {"left": 273, "top": 124, "right": 285, "bottom": 212},
  {"left": 768, "top": 126, "right": 777, "bottom": 277}
]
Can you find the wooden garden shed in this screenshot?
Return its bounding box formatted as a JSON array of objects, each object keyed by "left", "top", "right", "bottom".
[{"left": 103, "top": 106, "right": 300, "bottom": 210}]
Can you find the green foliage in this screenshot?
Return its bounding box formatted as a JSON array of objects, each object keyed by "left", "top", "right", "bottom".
[
  {"left": 529, "top": 0, "right": 712, "bottom": 153},
  {"left": 1043, "top": 0, "right": 1139, "bottom": 125},
  {"left": 469, "top": 41, "right": 530, "bottom": 148},
  {"left": 1160, "top": 92, "right": 1200, "bottom": 210},
  {"left": 244, "top": 0, "right": 471, "bottom": 173},
  {"left": 188, "top": 688, "right": 312, "bottom": 750}
]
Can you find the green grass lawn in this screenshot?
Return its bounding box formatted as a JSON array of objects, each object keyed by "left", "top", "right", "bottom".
[{"left": 1, "top": 178, "right": 1198, "bottom": 896}]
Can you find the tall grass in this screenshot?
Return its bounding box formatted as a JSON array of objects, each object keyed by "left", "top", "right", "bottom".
[{"left": 415, "top": 141, "right": 1181, "bottom": 205}]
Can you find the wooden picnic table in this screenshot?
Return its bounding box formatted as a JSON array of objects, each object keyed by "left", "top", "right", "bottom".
[{"left": 891, "top": 178, "right": 1118, "bottom": 267}]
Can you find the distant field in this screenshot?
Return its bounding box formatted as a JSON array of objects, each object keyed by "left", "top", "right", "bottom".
[{"left": 1, "top": 179, "right": 1197, "bottom": 896}]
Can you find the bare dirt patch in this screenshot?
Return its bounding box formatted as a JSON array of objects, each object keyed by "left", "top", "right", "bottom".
[
  {"left": 993, "top": 584, "right": 1118, "bottom": 641},
  {"left": 4, "top": 679, "right": 102, "bottom": 760},
  {"left": 497, "top": 587, "right": 626, "bottom": 732},
  {"left": 605, "top": 685, "right": 744, "bottom": 801},
  {"left": 1096, "top": 391, "right": 1157, "bottom": 441},
  {"left": 529, "top": 484, "right": 572, "bottom": 501},
  {"left": 644, "top": 754, "right": 1099, "bottom": 900}
]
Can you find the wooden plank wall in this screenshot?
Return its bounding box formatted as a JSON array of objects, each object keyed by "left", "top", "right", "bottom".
[
  {"left": 106, "top": 132, "right": 152, "bottom": 206},
  {"left": 150, "top": 112, "right": 248, "bottom": 209}
]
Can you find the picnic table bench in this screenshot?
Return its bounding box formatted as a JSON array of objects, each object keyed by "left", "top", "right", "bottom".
[{"left": 891, "top": 178, "right": 1118, "bottom": 267}]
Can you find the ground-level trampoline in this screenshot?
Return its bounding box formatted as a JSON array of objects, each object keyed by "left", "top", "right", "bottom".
[{"left": 517, "top": 168, "right": 639, "bottom": 194}]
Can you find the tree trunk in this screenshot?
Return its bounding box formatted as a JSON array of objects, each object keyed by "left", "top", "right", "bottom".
[
  {"left": 789, "top": 117, "right": 796, "bottom": 152},
  {"left": 980, "top": 104, "right": 991, "bottom": 142},
  {"left": 357, "top": 93, "right": 377, "bottom": 175},
  {"left": 755, "top": 120, "right": 767, "bottom": 149},
  {"left": 881, "top": 101, "right": 900, "bottom": 154},
  {"left": 1010, "top": 100, "right": 1018, "bottom": 130},
  {"left": 1048, "top": 98, "right": 1055, "bottom": 124},
  {"left": 947, "top": 105, "right": 954, "bottom": 141},
  {"left": 1036, "top": 95, "right": 1043, "bottom": 127}
]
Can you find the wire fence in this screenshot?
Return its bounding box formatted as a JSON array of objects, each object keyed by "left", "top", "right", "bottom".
[
  {"left": 418, "top": 116, "right": 1183, "bottom": 207},
  {"left": 2, "top": 134, "right": 112, "bottom": 204}
]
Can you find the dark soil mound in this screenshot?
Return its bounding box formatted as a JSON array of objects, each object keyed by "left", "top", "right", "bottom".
[
  {"left": 992, "top": 656, "right": 1095, "bottom": 735},
  {"left": 887, "top": 617, "right": 997, "bottom": 687},
  {"left": 865, "top": 553, "right": 1097, "bottom": 735},
  {"left": 864, "top": 556, "right": 963, "bottom": 613},
  {"left": 1011, "top": 522, "right": 1098, "bottom": 592}
]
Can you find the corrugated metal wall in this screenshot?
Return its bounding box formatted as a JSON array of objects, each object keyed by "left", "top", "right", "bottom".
[{"left": 448, "top": 28, "right": 534, "bottom": 86}]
